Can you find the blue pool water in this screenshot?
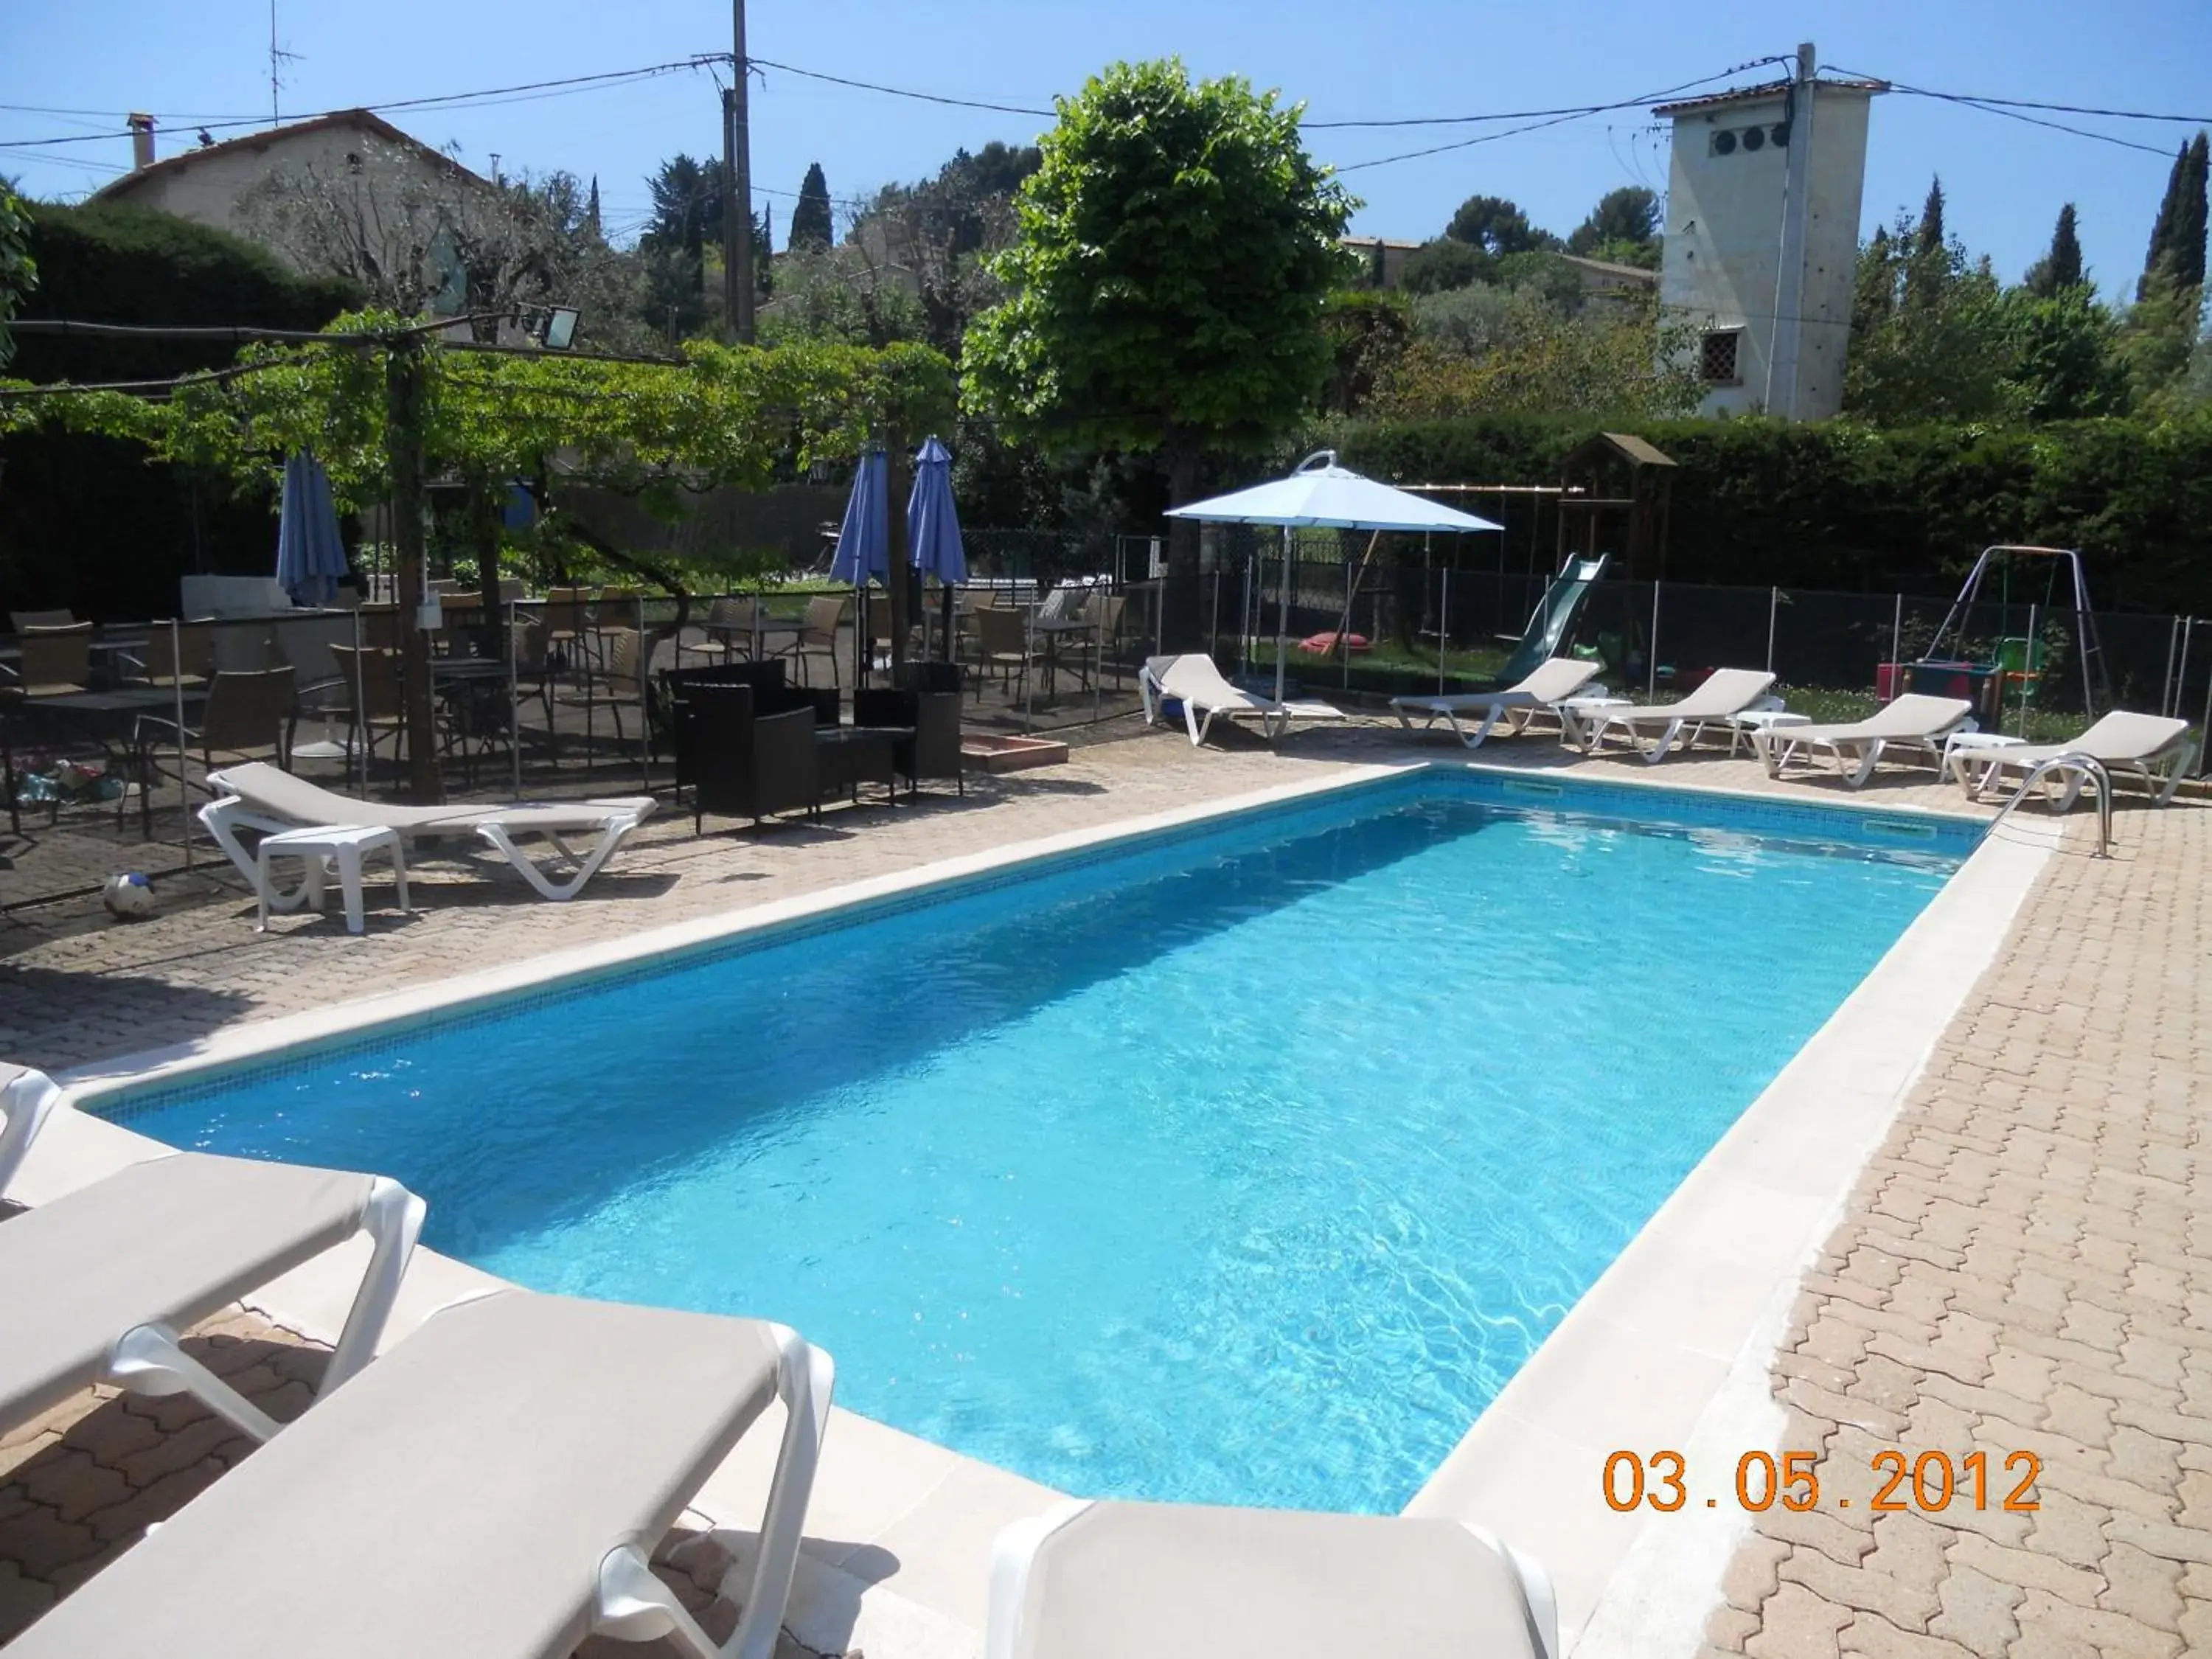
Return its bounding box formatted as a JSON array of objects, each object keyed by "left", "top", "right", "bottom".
[{"left": 119, "top": 775, "right": 1967, "bottom": 1512}]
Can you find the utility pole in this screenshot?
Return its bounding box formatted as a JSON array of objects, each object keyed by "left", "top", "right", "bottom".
[
  {"left": 723, "top": 0, "right": 757, "bottom": 344},
  {"left": 1765, "top": 41, "right": 1817, "bottom": 420},
  {"left": 383, "top": 335, "right": 442, "bottom": 801}
]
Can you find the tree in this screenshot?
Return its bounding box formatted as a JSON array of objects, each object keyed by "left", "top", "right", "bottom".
[
  {"left": 843, "top": 143, "right": 1040, "bottom": 352},
  {"left": 1321, "top": 289, "right": 1412, "bottom": 414},
  {"left": 1847, "top": 211, "right": 2023, "bottom": 421},
  {"left": 790, "top": 162, "right": 834, "bottom": 251},
  {"left": 1567, "top": 187, "right": 1660, "bottom": 257},
  {"left": 2139, "top": 133, "right": 2208, "bottom": 299},
  {"left": 1445, "top": 193, "right": 1542, "bottom": 256},
  {"left": 2001, "top": 287, "right": 2130, "bottom": 419},
  {"left": 643, "top": 154, "right": 720, "bottom": 258},
  {"left": 237, "top": 142, "right": 651, "bottom": 351},
  {"left": 0, "top": 183, "right": 38, "bottom": 371},
  {"left": 1399, "top": 237, "right": 1492, "bottom": 295},
  {"left": 2022, "top": 204, "right": 2084, "bottom": 297},
  {"left": 964, "top": 59, "right": 1354, "bottom": 644}
]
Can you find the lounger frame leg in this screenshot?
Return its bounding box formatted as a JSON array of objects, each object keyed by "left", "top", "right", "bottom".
[
  {"left": 106, "top": 1321, "right": 283, "bottom": 1442},
  {"left": 476, "top": 814, "right": 641, "bottom": 901},
  {"left": 984, "top": 1498, "right": 1096, "bottom": 1659},
  {"left": 321, "top": 1176, "right": 426, "bottom": 1394},
  {"left": 588, "top": 1329, "right": 833, "bottom": 1659},
  {"left": 1450, "top": 705, "right": 1503, "bottom": 751},
  {"left": 1461, "top": 1523, "right": 1562, "bottom": 1659},
  {"left": 723, "top": 1329, "right": 837, "bottom": 1659},
  {"left": 0, "top": 1066, "right": 63, "bottom": 1198}
]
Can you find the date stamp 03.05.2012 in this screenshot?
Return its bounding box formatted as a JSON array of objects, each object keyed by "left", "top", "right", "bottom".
[{"left": 1603, "top": 1449, "right": 2042, "bottom": 1516}]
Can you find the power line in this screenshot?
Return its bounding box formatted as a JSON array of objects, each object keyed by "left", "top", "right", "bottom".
[
  {"left": 1828, "top": 66, "right": 2186, "bottom": 159},
  {"left": 746, "top": 57, "right": 1053, "bottom": 119}
]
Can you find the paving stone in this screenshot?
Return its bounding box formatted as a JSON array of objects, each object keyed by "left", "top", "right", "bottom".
[
  {"left": 1925, "top": 1565, "right": 2022, "bottom": 1658},
  {"left": 1835, "top": 1611, "right": 1975, "bottom": 1658},
  {"left": 1745, "top": 1582, "right": 1854, "bottom": 1659},
  {"left": 1780, "top": 1548, "right": 1941, "bottom": 1631},
  {"left": 1942, "top": 1534, "right": 2103, "bottom": 1607},
  {"left": 2098, "top": 1540, "right": 2186, "bottom": 1632},
  {"left": 1725, "top": 1532, "right": 1792, "bottom": 1612},
  {"left": 2011, "top": 1588, "right": 2183, "bottom": 1658},
  {"left": 2021, "top": 1488, "right": 2111, "bottom": 1570}
]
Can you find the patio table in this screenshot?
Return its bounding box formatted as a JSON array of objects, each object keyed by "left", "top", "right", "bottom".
[
  {"left": 1, "top": 685, "right": 207, "bottom": 837},
  {"left": 814, "top": 724, "right": 911, "bottom": 807}
]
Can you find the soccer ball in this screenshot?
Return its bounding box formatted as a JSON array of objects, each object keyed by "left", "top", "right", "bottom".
[{"left": 102, "top": 872, "right": 158, "bottom": 920}]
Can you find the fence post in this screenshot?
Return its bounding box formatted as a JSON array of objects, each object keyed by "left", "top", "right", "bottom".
[
  {"left": 2160, "top": 616, "right": 2181, "bottom": 717},
  {"left": 1889, "top": 593, "right": 1903, "bottom": 684},
  {"left": 1208, "top": 566, "right": 1221, "bottom": 666},
  {"left": 2171, "top": 615, "right": 2192, "bottom": 723},
  {"left": 1766, "top": 585, "right": 1778, "bottom": 672},
  {"left": 170, "top": 616, "right": 190, "bottom": 867},
  {"left": 1648, "top": 581, "right": 1661, "bottom": 700},
  {"left": 1343, "top": 557, "right": 1354, "bottom": 690},
  {"left": 1438, "top": 568, "right": 1450, "bottom": 695},
  {"left": 508, "top": 598, "right": 522, "bottom": 797}
]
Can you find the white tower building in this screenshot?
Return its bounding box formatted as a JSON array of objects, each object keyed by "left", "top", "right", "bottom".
[{"left": 1655, "top": 46, "right": 1886, "bottom": 420}]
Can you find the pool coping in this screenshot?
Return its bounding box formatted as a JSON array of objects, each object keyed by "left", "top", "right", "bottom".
[{"left": 21, "top": 757, "right": 2041, "bottom": 1656}]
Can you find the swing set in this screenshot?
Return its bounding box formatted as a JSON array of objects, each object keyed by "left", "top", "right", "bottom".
[{"left": 1913, "top": 545, "right": 2111, "bottom": 734}]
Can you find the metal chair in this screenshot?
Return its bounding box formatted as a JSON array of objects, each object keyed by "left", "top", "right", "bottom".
[
  {"left": 13, "top": 625, "right": 93, "bottom": 695},
  {"left": 330, "top": 644, "right": 408, "bottom": 776},
  {"left": 972, "top": 606, "right": 1030, "bottom": 702},
  {"left": 131, "top": 665, "right": 296, "bottom": 822},
  {"left": 788, "top": 594, "right": 849, "bottom": 688}
]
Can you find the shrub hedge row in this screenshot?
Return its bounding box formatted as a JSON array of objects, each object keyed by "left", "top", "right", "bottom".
[{"left": 1335, "top": 413, "right": 2212, "bottom": 613}]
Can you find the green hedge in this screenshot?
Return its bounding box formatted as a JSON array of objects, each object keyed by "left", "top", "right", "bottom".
[{"left": 1335, "top": 413, "right": 2212, "bottom": 613}]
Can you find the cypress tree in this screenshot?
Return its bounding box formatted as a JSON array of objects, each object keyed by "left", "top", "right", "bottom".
[
  {"left": 1913, "top": 177, "right": 1947, "bottom": 260},
  {"left": 790, "top": 162, "right": 834, "bottom": 251},
  {"left": 2174, "top": 131, "right": 2208, "bottom": 290},
  {"left": 2023, "top": 204, "right": 2084, "bottom": 296},
  {"left": 2139, "top": 138, "right": 2191, "bottom": 298}
]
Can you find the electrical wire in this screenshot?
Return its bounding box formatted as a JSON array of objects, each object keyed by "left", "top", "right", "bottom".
[
  {"left": 745, "top": 57, "right": 1053, "bottom": 119},
  {"left": 1827, "top": 66, "right": 2186, "bottom": 159}
]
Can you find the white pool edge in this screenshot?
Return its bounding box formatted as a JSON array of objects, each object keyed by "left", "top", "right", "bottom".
[{"left": 18, "top": 759, "right": 2038, "bottom": 1656}]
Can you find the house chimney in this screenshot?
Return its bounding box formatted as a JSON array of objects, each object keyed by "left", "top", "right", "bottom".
[{"left": 126, "top": 112, "right": 155, "bottom": 170}]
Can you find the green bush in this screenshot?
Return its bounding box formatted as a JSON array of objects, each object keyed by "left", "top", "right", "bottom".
[{"left": 1335, "top": 411, "right": 2212, "bottom": 612}]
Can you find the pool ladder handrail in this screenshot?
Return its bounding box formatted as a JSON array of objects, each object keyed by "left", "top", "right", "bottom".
[{"left": 1986, "top": 751, "right": 2113, "bottom": 859}]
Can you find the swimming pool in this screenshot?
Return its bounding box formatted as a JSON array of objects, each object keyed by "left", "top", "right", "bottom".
[{"left": 115, "top": 772, "right": 1973, "bottom": 1512}]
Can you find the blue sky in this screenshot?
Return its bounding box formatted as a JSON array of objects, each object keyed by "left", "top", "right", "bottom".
[{"left": 4, "top": 0, "right": 2206, "bottom": 296}]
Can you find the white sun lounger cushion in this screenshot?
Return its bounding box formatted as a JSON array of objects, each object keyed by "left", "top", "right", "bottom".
[
  {"left": 992, "top": 1500, "right": 1552, "bottom": 1659},
  {"left": 0, "top": 1152, "right": 414, "bottom": 1430},
  {"left": 8, "top": 1290, "right": 810, "bottom": 1659}
]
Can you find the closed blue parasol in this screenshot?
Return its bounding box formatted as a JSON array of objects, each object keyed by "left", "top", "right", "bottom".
[
  {"left": 905, "top": 435, "right": 966, "bottom": 584},
  {"left": 829, "top": 448, "right": 890, "bottom": 584},
  {"left": 275, "top": 450, "right": 349, "bottom": 608}
]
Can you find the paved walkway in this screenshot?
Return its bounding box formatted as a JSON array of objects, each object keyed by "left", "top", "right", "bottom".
[
  {"left": 1703, "top": 798, "right": 2212, "bottom": 1659},
  {"left": 1, "top": 716, "right": 2205, "bottom": 1658}
]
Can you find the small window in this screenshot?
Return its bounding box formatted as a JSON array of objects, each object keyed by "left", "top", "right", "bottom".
[
  {"left": 1709, "top": 128, "right": 1737, "bottom": 156},
  {"left": 1700, "top": 329, "right": 1743, "bottom": 385},
  {"left": 1741, "top": 125, "right": 1766, "bottom": 153}
]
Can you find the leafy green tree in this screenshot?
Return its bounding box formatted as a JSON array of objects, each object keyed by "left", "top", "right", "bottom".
[
  {"left": 964, "top": 58, "right": 1354, "bottom": 644},
  {"left": 790, "top": 162, "right": 835, "bottom": 251},
  {"left": 1846, "top": 212, "right": 2022, "bottom": 422},
  {"left": 841, "top": 142, "right": 1043, "bottom": 352},
  {"left": 1567, "top": 187, "right": 1659, "bottom": 257},
  {"left": 1445, "top": 193, "right": 1544, "bottom": 256},
  {"left": 1, "top": 184, "right": 41, "bottom": 371},
  {"left": 1399, "top": 237, "right": 1492, "bottom": 295},
  {"left": 1321, "top": 289, "right": 1412, "bottom": 414},
  {"left": 1377, "top": 287, "right": 1700, "bottom": 419},
  {"left": 1905, "top": 176, "right": 1950, "bottom": 309},
  {"left": 2000, "top": 287, "right": 2130, "bottom": 419},
  {"left": 644, "top": 155, "right": 720, "bottom": 258},
  {"left": 2022, "top": 204, "right": 2084, "bottom": 297}
]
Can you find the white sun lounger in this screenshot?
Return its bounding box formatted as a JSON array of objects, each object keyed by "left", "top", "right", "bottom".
[
  {"left": 9, "top": 1288, "right": 834, "bottom": 1659},
  {"left": 1578, "top": 668, "right": 1778, "bottom": 764},
  {"left": 1388, "top": 657, "right": 1601, "bottom": 749},
  {"left": 1955, "top": 710, "right": 2197, "bottom": 809},
  {"left": 1754, "top": 693, "right": 1975, "bottom": 787},
  {"left": 0, "top": 1142, "right": 423, "bottom": 1443},
  {"left": 1139, "top": 654, "right": 1346, "bottom": 747},
  {"left": 986, "top": 1499, "right": 1559, "bottom": 1659},
  {"left": 201, "top": 761, "right": 655, "bottom": 903},
  {"left": 0, "top": 1064, "right": 62, "bottom": 1198}
]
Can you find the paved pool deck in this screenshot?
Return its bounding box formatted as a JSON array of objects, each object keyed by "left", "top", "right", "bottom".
[{"left": 2, "top": 714, "right": 2205, "bottom": 1658}]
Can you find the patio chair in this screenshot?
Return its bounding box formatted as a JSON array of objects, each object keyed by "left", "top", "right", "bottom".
[
  {"left": 8, "top": 609, "right": 77, "bottom": 632},
  {"left": 131, "top": 665, "right": 296, "bottom": 822},
  {"left": 10, "top": 623, "right": 93, "bottom": 696},
  {"left": 686, "top": 683, "right": 820, "bottom": 830},
  {"left": 557, "top": 625, "right": 649, "bottom": 762},
  {"left": 1576, "top": 667, "right": 1778, "bottom": 764},
  {"left": 330, "top": 644, "right": 408, "bottom": 773},
  {"left": 1754, "top": 692, "right": 1975, "bottom": 787},
  {"left": 684, "top": 595, "right": 759, "bottom": 665},
  {"left": 985, "top": 1500, "right": 1557, "bottom": 1659},
  {"left": 140, "top": 619, "right": 217, "bottom": 692},
  {"left": 1389, "top": 657, "right": 1601, "bottom": 750},
  {"left": 0, "top": 1127, "right": 423, "bottom": 1447},
  {"left": 856, "top": 684, "right": 964, "bottom": 797},
  {"left": 200, "top": 761, "right": 656, "bottom": 903},
  {"left": 786, "top": 594, "right": 848, "bottom": 688},
  {"left": 973, "top": 605, "right": 1031, "bottom": 701},
  {"left": 1955, "top": 710, "right": 2197, "bottom": 810},
  {"left": 1139, "top": 653, "right": 1346, "bottom": 747},
  {"left": 7, "top": 1288, "right": 832, "bottom": 1659}
]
